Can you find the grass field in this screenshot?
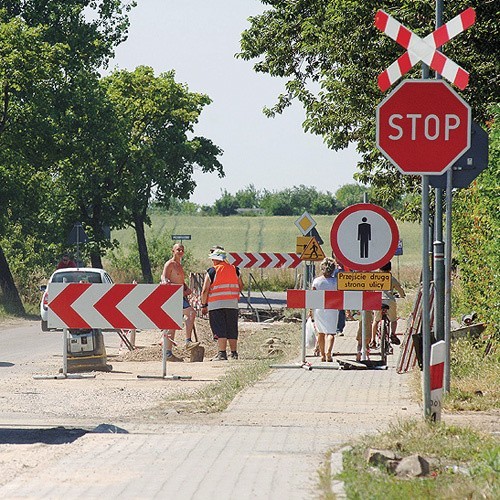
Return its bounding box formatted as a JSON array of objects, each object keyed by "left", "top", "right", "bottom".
[{"left": 112, "top": 214, "right": 422, "bottom": 282}]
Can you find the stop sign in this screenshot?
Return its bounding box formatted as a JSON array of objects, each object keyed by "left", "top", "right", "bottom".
[{"left": 377, "top": 80, "right": 471, "bottom": 175}]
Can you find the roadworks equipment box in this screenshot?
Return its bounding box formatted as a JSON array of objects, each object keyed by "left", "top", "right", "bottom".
[{"left": 66, "top": 329, "right": 112, "bottom": 372}]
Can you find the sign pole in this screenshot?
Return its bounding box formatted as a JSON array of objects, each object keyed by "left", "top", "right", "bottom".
[
  {"left": 62, "top": 327, "right": 68, "bottom": 377},
  {"left": 444, "top": 169, "right": 453, "bottom": 392},
  {"left": 422, "top": 177, "right": 432, "bottom": 419},
  {"left": 301, "top": 261, "right": 307, "bottom": 364}
]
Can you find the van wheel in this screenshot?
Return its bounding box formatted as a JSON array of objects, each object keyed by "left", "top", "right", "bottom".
[{"left": 41, "top": 320, "right": 48, "bottom": 332}]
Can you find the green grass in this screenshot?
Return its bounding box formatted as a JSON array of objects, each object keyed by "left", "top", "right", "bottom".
[
  {"left": 109, "top": 214, "right": 422, "bottom": 285},
  {"left": 332, "top": 420, "right": 499, "bottom": 500}
]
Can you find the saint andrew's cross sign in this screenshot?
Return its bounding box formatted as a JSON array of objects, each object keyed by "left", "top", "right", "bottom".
[{"left": 375, "top": 8, "right": 476, "bottom": 91}]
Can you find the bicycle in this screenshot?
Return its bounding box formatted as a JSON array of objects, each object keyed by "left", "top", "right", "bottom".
[{"left": 377, "top": 303, "right": 392, "bottom": 365}]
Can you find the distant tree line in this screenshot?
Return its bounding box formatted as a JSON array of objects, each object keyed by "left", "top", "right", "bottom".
[{"left": 164, "top": 183, "right": 380, "bottom": 216}]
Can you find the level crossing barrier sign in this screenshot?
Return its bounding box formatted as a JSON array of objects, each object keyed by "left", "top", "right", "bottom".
[
  {"left": 375, "top": 8, "right": 475, "bottom": 91},
  {"left": 48, "top": 283, "right": 183, "bottom": 330}
]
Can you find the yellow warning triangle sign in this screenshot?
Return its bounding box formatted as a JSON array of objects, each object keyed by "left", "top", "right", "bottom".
[{"left": 301, "top": 237, "right": 325, "bottom": 261}]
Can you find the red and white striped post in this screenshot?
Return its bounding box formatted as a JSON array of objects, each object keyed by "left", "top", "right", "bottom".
[{"left": 429, "top": 340, "right": 446, "bottom": 422}]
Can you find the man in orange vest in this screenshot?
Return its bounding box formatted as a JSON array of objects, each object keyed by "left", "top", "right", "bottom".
[{"left": 200, "top": 248, "right": 244, "bottom": 360}]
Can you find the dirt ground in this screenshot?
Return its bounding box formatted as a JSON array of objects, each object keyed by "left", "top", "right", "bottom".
[{"left": 0, "top": 317, "right": 296, "bottom": 426}]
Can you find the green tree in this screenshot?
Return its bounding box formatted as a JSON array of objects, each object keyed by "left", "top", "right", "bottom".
[
  {"left": 238, "top": 1, "right": 498, "bottom": 209},
  {"left": 0, "top": 16, "right": 67, "bottom": 313},
  {"left": 452, "top": 105, "right": 500, "bottom": 337},
  {"left": 214, "top": 190, "right": 239, "bottom": 216},
  {"left": 335, "top": 184, "right": 369, "bottom": 208},
  {"left": 234, "top": 184, "right": 262, "bottom": 209},
  {"left": 0, "top": 1, "right": 134, "bottom": 311},
  {"left": 102, "top": 66, "right": 224, "bottom": 282}
]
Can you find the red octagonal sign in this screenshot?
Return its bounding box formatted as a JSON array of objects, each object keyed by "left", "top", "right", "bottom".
[{"left": 377, "top": 80, "right": 471, "bottom": 175}]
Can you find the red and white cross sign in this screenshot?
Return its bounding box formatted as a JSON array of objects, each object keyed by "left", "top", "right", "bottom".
[
  {"left": 287, "top": 290, "right": 382, "bottom": 311},
  {"left": 47, "top": 283, "right": 183, "bottom": 330},
  {"left": 375, "top": 8, "right": 475, "bottom": 91}
]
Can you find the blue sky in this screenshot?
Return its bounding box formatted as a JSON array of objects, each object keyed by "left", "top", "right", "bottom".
[{"left": 110, "top": 0, "right": 360, "bottom": 205}]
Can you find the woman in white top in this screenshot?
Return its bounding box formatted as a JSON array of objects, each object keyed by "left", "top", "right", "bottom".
[{"left": 311, "top": 257, "right": 339, "bottom": 362}]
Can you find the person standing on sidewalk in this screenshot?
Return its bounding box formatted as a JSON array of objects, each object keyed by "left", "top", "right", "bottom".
[
  {"left": 160, "top": 243, "right": 199, "bottom": 362},
  {"left": 310, "top": 257, "right": 339, "bottom": 362},
  {"left": 200, "top": 248, "right": 244, "bottom": 361}
]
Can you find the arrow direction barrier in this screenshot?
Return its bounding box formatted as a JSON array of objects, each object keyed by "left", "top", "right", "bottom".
[
  {"left": 375, "top": 8, "right": 475, "bottom": 91},
  {"left": 287, "top": 290, "right": 382, "bottom": 311},
  {"left": 48, "top": 283, "right": 183, "bottom": 330},
  {"left": 228, "top": 252, "right": 302, "bottom": 269}
]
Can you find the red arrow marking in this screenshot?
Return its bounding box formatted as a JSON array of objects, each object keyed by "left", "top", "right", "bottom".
[
  {"left": 259, "top": 253, "right": 272, "bottom": 268},
  {"left": 49, "top": 283, "right": 91, "bottom": 329},
  {"left": 94, "top": 284, "right": 136, "bottom": 329},
  {"left": 229, "top": 253, "right": 243, "bottom": 267},
  {"left": 138, "top": 284, "right": 182, "bottom": 329},
  {"left": 275, "top": 253, "right": 287, "bottom": 268},
  {"left": 245, "top": 252, "right": 258, "bottom": 268},
  {"left": 290, "top": 253, "right": 302, "bottom": 269}
]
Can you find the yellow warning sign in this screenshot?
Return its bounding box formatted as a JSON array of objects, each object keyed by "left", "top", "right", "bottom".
[
  {"left": 337, "top": 272, "right": 391, "bottom": 291},
  {"left": 296, "top": 236, "right": 312, "bottom": 255},
  {"left": 301, "top": 237, "right": 325, "bottom": 261}
]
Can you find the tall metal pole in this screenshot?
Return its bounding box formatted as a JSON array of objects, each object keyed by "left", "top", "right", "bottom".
[
  {"left": 444, "top": 169, "right": 453, "bottom": 391},
  {"left": 421, "top": 58, "right": 432, "bottom": 418},
  {"left": 433, "top": 0, "right": 445, "bottom": 343},
  {"left": 422, "top": 175, "right": 432, "bottom": 419}
]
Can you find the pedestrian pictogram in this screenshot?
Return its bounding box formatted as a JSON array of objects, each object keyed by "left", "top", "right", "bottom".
[
  {"left": 301, "top": 237, "right": 325, "bottom": 261},
  {"left": 294, "top": 212, "right": 316, "bottom": 236},
  {"left": 331, "top": 203, "right": 399, "bottom": 272},
  {"left": 375, "top": 8, "right": 475, "bottom": 91},
  {"left": 377, "top": 80, "right": 471, "bottom": 175}
]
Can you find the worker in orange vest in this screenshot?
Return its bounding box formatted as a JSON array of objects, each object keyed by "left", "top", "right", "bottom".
[{"left": 200, "top": 248, "right": 244, "bottom": 361}]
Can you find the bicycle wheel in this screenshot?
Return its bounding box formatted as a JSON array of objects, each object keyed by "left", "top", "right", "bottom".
[{"left": 380, "top": 317, "right": 389, "bottom": 365}]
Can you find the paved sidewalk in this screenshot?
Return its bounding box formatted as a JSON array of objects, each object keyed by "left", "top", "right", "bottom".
[{"left": 0, "top": 321, "right": 420, "bottom": 499}]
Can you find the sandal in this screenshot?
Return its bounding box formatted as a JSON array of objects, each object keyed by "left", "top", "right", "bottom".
[{"left": 313, "top": 347, "right": 320, "bottom": 357}]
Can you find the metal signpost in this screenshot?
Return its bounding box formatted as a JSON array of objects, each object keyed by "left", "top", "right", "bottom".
[
  {"left": 375, "top": 5, "right": 476, "bottom": 419},
  {"left": 330, "top": 203, "right": 399, "bottom": 361}
]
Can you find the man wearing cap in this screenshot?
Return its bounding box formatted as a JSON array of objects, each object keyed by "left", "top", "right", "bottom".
[{"left": 200, "top": 248, "right": 244, "bottom": 360}]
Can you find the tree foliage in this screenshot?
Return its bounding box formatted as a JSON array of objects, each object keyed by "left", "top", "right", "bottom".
[
  {"left": 238, "top": 1, "right": 499, "bottom": 210},
  {"left": 452, "top": 105, "right": 500, "bottom": 337},
  {"left": 102, "top": 66, "right": 224, "bottom": 281}
]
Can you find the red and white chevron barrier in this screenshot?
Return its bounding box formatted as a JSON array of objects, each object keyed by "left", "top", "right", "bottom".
[
  {"left": 375, "top": 7, "right": 475, "bottom": 91},
  {"left": 47, "top": 283, "right": 183, "bottom": 330},
  {"left": 287, "top": 290, "right": 382, "bottom": 311},
  {"left": 228, "top": 252, "right": 302, "bottom": 269}
]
